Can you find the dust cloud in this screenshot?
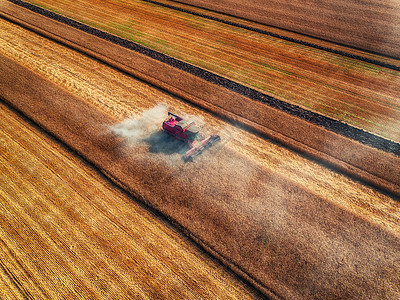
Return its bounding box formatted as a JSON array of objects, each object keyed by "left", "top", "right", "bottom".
[
  {"left": 109, "top": 104, "right": 190, "bottom": 163},
  {"left": 110, "top": 104, "right": 167, "bottom": 145},
  {"left": 109, "top": 104, "right": 233, "bottom": 162}
]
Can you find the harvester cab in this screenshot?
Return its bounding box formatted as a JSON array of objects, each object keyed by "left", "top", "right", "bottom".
[{"left": 162, "top": 112, "right": 220, "bottom": 161}]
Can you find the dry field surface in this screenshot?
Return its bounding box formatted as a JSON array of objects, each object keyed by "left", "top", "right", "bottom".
[
  {"left": 180, "top": 0, "right": 400, "bottom": 58},
  {"left": 2, "top": 0, "right": 399, "bottom": 196},
  {"left": 0, "top": 101, "right": 259, "bottom": 299},
  {"left": 20, "top": 0, "right": 400, "bottom": 142},
  {"left": 1, "top": 14, "right": 400, "bottom": 299}
]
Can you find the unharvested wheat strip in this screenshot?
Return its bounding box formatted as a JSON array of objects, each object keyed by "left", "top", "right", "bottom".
[
  {"left": 0, "top": 20, "right": 160, "bottom": 115},
  {"left": 0, "top": 127, "right": 159, "bottom": 297},
  {"left": 3, "top": 139, "right": 170, "bottom": 298},
  {"left": 0, "top": 243, "right": 46, "bottom": 299},
  {"left": 0, "top": 171, "right": 107, "bottom": 298},
  {"left": 57, "top": 17, "right": 399, "bottom": 139},
  {"left": 0, "top": 153, "right": 174, "bottom": 298},
  {"left": 0, "top": 254, "right": 29, "bottom": 300}
]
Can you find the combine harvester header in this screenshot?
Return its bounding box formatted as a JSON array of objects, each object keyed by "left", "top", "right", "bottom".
[{"left": 162, "top": 112, "right": 220, "bottom": 161}]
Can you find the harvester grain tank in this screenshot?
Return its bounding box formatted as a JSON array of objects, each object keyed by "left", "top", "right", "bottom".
[{"left": 162, "top": 112, "right": 220, "bottom": 161}]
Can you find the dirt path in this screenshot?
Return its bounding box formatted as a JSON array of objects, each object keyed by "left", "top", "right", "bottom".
[{"left": 1, "top": 18, "right": 400, "bottom": 298}]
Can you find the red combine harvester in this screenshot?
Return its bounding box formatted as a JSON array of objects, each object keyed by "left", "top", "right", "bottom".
[{"left": 162, "top": 112, "right": 220, "bottom": 161}]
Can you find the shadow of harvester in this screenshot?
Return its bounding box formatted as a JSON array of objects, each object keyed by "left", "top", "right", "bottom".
[{"left": 144, "top": 131, "right": 191, "bottom": 156}]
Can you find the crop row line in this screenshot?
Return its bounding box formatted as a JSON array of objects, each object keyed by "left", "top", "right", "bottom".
[
  {"left": 19, "top": 0, "right": 400, "bottom": 131},
  {"left": 142, "top": 0, "right": 400, "bottom": 71},
  {"left": 7, "top": 0, "right": 400, "bottom": 156}
]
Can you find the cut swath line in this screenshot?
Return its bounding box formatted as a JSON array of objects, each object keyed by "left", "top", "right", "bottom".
[
  {"left": 6, "top": 0, "right": 400, "bottom": 156},
  {"left": 21, "top": 0, "right": 400, "bottom": 134}
]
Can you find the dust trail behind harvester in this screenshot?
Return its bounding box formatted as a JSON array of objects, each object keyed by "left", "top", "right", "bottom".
[
  {"left": 110, "top": 104, "right": 167, "bottom": 145},
  {"left": 109, "top": 104, "right": 234, "bottom": 164}
]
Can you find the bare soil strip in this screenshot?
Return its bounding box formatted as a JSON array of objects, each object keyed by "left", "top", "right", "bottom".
[
  {"left": 143, "top": 0, "right": 400, "bottom": 70},
  {"left": 0, "top": 101, "right": 260, "bottom": 298},
  {"left": 0, "top": 2, "right": 399, "bottom": 197},
  {"left": 177, "top": 0, "right": 400, "bottom": 58},
  {"left": 1, "top": 39, "right": 400, "bottom": 299},
  {"left": 11, "top": 0, "right": 400, "bottom": 142}
]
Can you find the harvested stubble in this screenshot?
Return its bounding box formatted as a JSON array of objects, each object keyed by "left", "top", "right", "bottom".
[
  {"left": 178, "top": 0, "right": 400, "bottom": 58},
  {"left": 1, "top": 41, "right": 400, "bottom": 299},
  {"left": 12, "top": 0, "right": 400, "bottom": 142},
  {"left": 0, "top": 101, "right": 260, "bottom": 299},
  {"left": 1, "top": 0, "right": 399, "bottom": 196}
]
